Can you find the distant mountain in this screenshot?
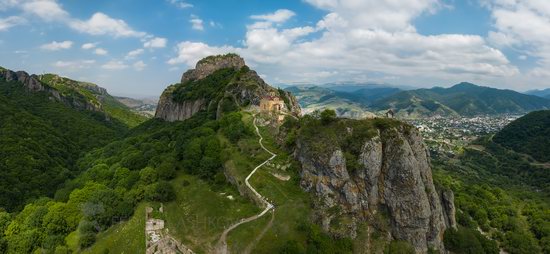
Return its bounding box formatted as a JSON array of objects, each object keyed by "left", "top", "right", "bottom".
[
  {"left": 322, "top": 82, "right": 414, "bottom": 92},
  {"left": 371, "top": 82, "right": 550, "bottom": 117},
  {"left": 285, "top": 85, "right": 400, "bottom": 118},
  {"left": 114, "top": 96, "right": 158, "bottom": 117},
  {"left": 525, "top": 88, "right": 550, "bottom": 99},
  {"left": 493, "top": 110, "right": 550, "bottom": 162}
]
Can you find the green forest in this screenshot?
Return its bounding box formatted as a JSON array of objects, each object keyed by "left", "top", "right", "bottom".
[
  {"left": 493, "top": 110, "right": 550, "bottom": 162},
  {"left": 0, "top": 80, "right": 126, "bottom": 212},
  {"left": 433, "top": 137, "right": 550, "bottom": 253}
]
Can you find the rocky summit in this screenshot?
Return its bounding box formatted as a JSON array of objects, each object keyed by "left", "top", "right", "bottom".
[{"left": 155, "top": 54, "right": 301, "bottom": 121}]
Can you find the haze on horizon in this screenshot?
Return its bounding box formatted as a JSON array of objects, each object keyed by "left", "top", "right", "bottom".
[{"left": 1, "top": 0, "right": 549, "bottom": 97}]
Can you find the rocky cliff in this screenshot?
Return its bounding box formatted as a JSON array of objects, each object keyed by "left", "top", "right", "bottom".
[
  {"left": 0, "top": 68, "right": 102, "bottom": 112},
  {"left": 155, "top": 54, "right": 301, "bottom": 121},
  {"left": 293, "top": 118, "right": 456, "bottom": 253}
]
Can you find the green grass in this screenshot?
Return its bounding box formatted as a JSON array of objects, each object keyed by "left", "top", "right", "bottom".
[
  {"left": 163, "top": 174, "right": 259, "bottom": 253},
  {"left": 83, "top": 203, "right": 147, "bottom": 254},
  {"left": 223, "top": 113, "right": 313, "bottom": 253}
]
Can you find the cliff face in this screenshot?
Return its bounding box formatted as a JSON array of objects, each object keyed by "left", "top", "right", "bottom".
[
  {"left": 155, "top": 54, "right": 301, "bottom": 122},
  {"left": 0, "top": 68, "right": 102, "bottom": 112},
  {"left": 294, "top": 121, "right": 456, "bottom": 252}
]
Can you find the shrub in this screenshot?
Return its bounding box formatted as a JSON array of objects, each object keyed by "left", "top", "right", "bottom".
[{"left": 320, "top": 109, "right": 337, "bottom": 125}]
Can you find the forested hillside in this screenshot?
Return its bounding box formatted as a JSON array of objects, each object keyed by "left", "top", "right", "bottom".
[
  {"left": 0, "top": 79, "right": 127, "bottom": 212},
  {"left": 39, "top": 74, "right": 147, "bottom": 127},
  {"left": 434, "top": 133, "right": 550, "bottom": 253},
  {"left": 493, "top": 110, "right": 550, "bottom": 162},
  {"left": 371, "top": 82, "right": 550, "bottom": 117}
]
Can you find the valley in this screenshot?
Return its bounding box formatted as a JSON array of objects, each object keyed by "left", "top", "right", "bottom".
[{"left": 0, "top": 54, "right": 549, "bottom": 254}]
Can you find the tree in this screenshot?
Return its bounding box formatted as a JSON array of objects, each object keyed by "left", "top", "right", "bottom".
[
  {"left": 139, "top": 167, "right": 158, "bottom": 185},
  {"left": 145, "top": 181, "right": 175, "bottom": 202},
  {"left": 320, "top": 109, "right": 337, "bottom": 125}
]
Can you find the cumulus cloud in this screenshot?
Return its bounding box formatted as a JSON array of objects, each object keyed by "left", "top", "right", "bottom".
[
  {"left": 133, "top": 60, "right": 146, "bottom": 71},
  {"left": 485, "top": 1, "right": 550, "bottom": 63},
  {"left": 40, "top": 40, "right": 73, "bottom": 51},
  {"left": 81, "top": 42, "right": 97, "bottom": 49},
  {"left": 143, "top": 37, "right": 167, "bottom": 48},
  {"left": 126, "top": 48, "right": 144, "bottom": 59},
  {"left": 167, "top": 0, "right": 192, "bottom": 9},
  {"left": 94, "top": 48, "right": 108, "bottom": 55},
  {"left": 101, "top": 60, "right": 128, "bottom": 70},
  {"left": 70, "top": 12, "right": 145, "bottom": 37},
  {"left": 250, "top": 9, "right": 295, "bottom": 23},
  {"left": 3, "top": 0, "right": 152, "bottom": 39},
  {"left": 21, "top": 0, "right": 69, "bottom": 21},
  {"left": 0, "top": 16, "right": 25, "bottom": 31},
  {"left": 168, "top": 1, "right": 519, "bottom": 87},
  {"left": 167, "top": 41, "right": 237, "bottom": 65},
  {"left": 190, "top": 15, "right": 204, "bottom": 31},
  {"left": 53, "top": 59, "right": 95, "bottom": 69}
]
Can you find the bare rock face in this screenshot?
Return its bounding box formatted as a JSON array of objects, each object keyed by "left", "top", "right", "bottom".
[
  {"left": 155, "top": 54, "right": 301, "bottom": 122},
  {"left": 155, "top": 89, "right": 207, "bottom": 122},
  {"left": 295, "top": 124, "right": 455, "bottom": 253}
]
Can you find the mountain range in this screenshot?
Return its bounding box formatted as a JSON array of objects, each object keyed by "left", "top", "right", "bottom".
[
  {"left": 1, "top": 55, "right": 549, "bottom": 254},
  {"left": 526, "top": 88, "right": 550, "bottom": 99},
  {"left": 288, "top": 82, "right": 550, "bottom": 118}
]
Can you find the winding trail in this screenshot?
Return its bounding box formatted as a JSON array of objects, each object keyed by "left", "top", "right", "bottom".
[{"left": 215, "top": 114, "right": 276, "bottom": 254}]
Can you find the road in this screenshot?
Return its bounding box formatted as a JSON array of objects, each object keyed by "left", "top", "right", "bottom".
[{"left": 215, "top": 114, "right": 276, "bottom": 254}]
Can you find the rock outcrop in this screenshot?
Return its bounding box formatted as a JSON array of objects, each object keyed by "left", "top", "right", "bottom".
[
  {"left": 0, "top": 68, "right": 103, "bottom": 112},
  {"left": 294, "top": 122, "right": 456, "bottom": 253},
  {"left": 155, "top": 54, "right": 301, "bottom": 122},
  {"left": 180, "top": 54, "right": 245, "bottom": 83}
]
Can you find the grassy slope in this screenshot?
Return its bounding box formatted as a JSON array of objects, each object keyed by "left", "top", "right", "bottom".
[
  {"left": 81, "top": 202, "right": 147, "bottom": 254},
  {"left": 225, "top": 113, "right": 312, "bottom": 253},
  {"left": 163, "top": 174, "right": 259, "bottom": 253}
]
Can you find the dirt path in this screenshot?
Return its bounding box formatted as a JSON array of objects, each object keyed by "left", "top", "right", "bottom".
[
  {"left": 243, "top": 210, "right": 275, "bottom": 254},
  {"left": 215, "top": 114, "right": 275, "bottom": 254}
]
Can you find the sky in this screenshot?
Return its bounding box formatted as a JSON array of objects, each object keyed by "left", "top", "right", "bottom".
[{"left": 1, "top": 0, "right": 550, "bottom": 97}]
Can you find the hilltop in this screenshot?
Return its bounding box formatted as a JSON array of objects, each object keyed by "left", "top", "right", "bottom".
[
  {"left": 371, "top": 82, "right": 550, "bottom": 118},
  {"left": 0, "top": 67, "right": 147, "bottom": 127},
  {"left": 156, "top": 53, "right": 301, "bottom": 121},
  {"left": 493, "top": 110, "right": 550, "bottom": 162}
]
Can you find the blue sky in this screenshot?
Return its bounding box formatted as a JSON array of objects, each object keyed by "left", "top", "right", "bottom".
[{"left": 1, "top": 0, "right": 549, "bottom": 97}]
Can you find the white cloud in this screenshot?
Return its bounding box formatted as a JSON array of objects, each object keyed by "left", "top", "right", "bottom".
[
  {"left": 126, "top": 48, "right": 144, "bottom": 59},
  {"left": 169, "top": 1, "right": 519, "bottom": 87},
  {"left": 190, "top": 15, "right": 204, "bottom": 31},
  {"left": 40, "top": 40, "right": 73, "bottom": 51},
  {"left": 250, "top": 9, "right": 295, "bottom": 23},
  {"left": 143, "top": 37, "right": 167, "bottom": 48},
  {"left": 94, "top": 48, "right": 108, "bottom": 55},
  {"left": 209, "top": 21, "right": 221, "bottom": 28},
  {"left": 167, "top": 0, "right": 193, "bottom": 9},
  {"left": 0, "top": 16, "right": 25, "bottom": 31},
  {"left": 133, "top": 60, "right": 146, "bottom": 71},
  {"left": 21, "top": 0, "right": 69, "bottom": 21},
  {"left": 101, "top": 60, "right": 128, "bottom": 70},
  {"left": 53, "top": 59, "right": 95, "bottom": 69},
  {"left": 81, "top": 42, "right": 97, "bottom": 49},
  {"left": 483, "top": 0, "right": 550, "bottom": 86},
  {"left": 70, "top": 12, "right": 146, "bottom": 37},
  {"left": 167, "top": 41, "right": 237, "bottom": 65}
]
